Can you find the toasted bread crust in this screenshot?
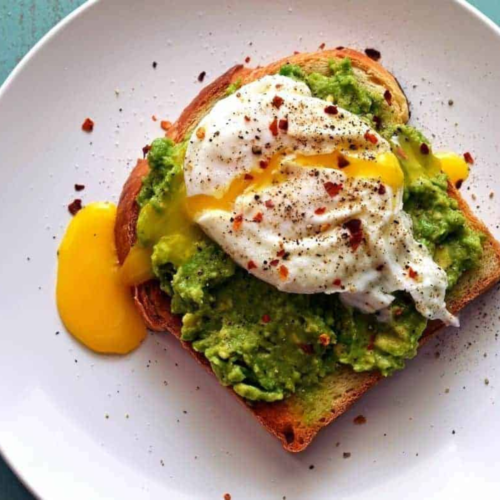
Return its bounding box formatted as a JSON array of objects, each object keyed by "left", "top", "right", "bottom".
[
  {"left": 168, "top": 48, "right": 409, "bottom": 143},
  {"left": 115, "top": 48, "right": 500, "bottom": 452},
  {"left": 167, "top": 64, "right": 251, "bottom": 143}
]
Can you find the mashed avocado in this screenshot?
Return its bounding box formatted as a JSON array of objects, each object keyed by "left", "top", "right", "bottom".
[
  {"left": 135, "top": 62, "right": 484, "bottom": 402},
  {"left": 280, "top": 58, "right": 392, "bottom": 129},
  {"left": 137, "top": 138, "right": 186, "bottom": 211},
  {"left": 225, "top": 78, "right": 242, "bottom": 96},
  {"left": 393, "top": 126, "right": 484, "bottom": 288}
]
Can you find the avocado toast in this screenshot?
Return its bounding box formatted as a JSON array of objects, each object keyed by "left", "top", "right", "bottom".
[{"left": 115, "top": 48, "right": 500, "bottom": 452}]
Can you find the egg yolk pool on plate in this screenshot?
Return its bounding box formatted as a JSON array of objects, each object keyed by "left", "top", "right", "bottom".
[
  {"left": 57, "top": 203, "right": 146, "bottom": 354},
  {"left": 56, "top": 61, "right": 479, "bottom": 406}
]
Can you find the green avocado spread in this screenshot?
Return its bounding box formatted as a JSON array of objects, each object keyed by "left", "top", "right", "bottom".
[
  {"left": 280, "top": 58, "right": 392, "bottom": 129},
  {"left": 135, "top": 59, "right": 483, "bottom": 403}
]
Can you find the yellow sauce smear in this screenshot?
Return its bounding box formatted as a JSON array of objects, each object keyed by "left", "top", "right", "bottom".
[
  {"left": 57, "top": 202, "right": 147, "bottom": 354},
  {"left": 185, "top": 151, "right": 404, "bottom": 217},
  {"left": 435, "top": 152, "right": 469, "bottom": 186}
]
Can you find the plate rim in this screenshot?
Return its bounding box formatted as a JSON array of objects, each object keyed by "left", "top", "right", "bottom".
[
  {"left": 1, "top": 0, "right": 499, "bottom": 498},
  {"left": 0, "top": 3, "right": 101, "bottom": 496}
]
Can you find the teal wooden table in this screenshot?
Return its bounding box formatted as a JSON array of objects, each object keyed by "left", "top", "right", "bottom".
[{"left": 0, "top": 0, "right": 498, "bottom": 497}]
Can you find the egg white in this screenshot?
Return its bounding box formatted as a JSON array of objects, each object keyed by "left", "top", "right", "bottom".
[{"left": 184, "top": 75, "right": 456, "bottom": 325}]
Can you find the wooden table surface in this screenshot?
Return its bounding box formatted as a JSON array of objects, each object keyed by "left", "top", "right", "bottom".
[{"left": 0, "top": 0, "right": 498, "bottom": 498}]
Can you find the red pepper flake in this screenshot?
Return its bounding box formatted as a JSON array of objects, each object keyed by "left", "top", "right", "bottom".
[
  {"left": 233, "top": 214, "right": 243, "bottom": 231},
  {"left": 271, "top": 95, "right": 284, "bottom": 109},
  {"left": 68, "top": 199, "right": 83, "bottom": 216},
  {"left": 244, "top": 115, "right": 251, "bottom": 122},
  {"left": 315, "top": 207, "right": 326, "bottom": 215},
  {"left": 384, "top": 90, "right": 392, "bottom": 105},
  {"left": 324, "top": 182, "right": 343, "bottom": 197},
  {"left": 74, "top": 184, "right": 85, "bottom": 192},
  {"left": 259, "top": 160, "right": 269, "bottom": 169},
  {"left": 278, "top": 119, "right": 288, "bottom": 132},
  {"left": 277, "top": 249, "right": 286, "bottom": 258},
  {"left": 252, "top": 212, "right": 263, "bottom": 223},
  {"left": 81, "top": 118, "right": 94, "bottom": 133},
  {"left": 324, "top": 105, "right": 338, "bottom": 115},
  {"left": 318, "top": 334, "right": 330, "bottom": 346},
  {"left": 367, "top": 335, "right": 376, "bottom": 350},
  {"left": 269, "top": 118, "right": 279, "bottom": 136},
  {"left": 364, "top": 48, "right": 381, "bottom": 61},
  {"left": 353, "top": 415, "right": 367, "bottom": 425},
  {"left": 337, "top": 154, "right": 350, "bottom": 168},
  {"left": 279, "top": 265, "right": 289, "bottom": 280},
  {"left": 319, "top": 42, "right": 326, "bottom": 50},
  {"left": 265, "top": 199, "right": 275, "bottom": 209},
  {"left": 455, "top": 179, "right": 463, "bottom": 189},
  {"left": 378, "top": 184, "right": 386, "bottom": 195},
  {"left": 343, "top": 219, "right": 363, "bottom": 251},
  {"left": 408, "top": 267, "right": 418, "bottom": 279},
  {"left": 197, "top": 71, "right": 206, "bottom": 82},
  {"left": 393, "top": 307, "right": 404, "bottom": 317},
  {"left": 293, "top": 51, "right": 300, "bottom": 55},
  {"left": 320, "top": 223, "right": 331, "bottom": 233},
  {"left": 261, "top": 314, "right": 271, "bottom": 324},
  {"left": 333, "top": 278, "right": 342, "bottom": 287},
  {"left": 161, "top": 120, "right": 172, "bottom": 131},
  {"left": 152, "top": 115, "right": 158, "bottom": 122},
  {"left": 244, "top": 173, "right": 254, "bottom": 180},
  {"left": 364, "top": 131, "right": 378, "bottom": 145},
  {"left": 224, "top": 494, "right": 232, "bottom": 500},
  {"left": 142, "top": 144, "right": 151, "bottom": 158},
  {"left": 463, "top": 152, "right": 474, "bottom": 165},
  {"left": 373, "top": 115, "right": 382, "bottom": 130},
  {"left": 420, "top": 143, "right": 430, "bottom": 155},
  {"left": 245, "top": 56, "right": 251, "bottom": 63},
  {"left": 300, "top": 344, "right": 314, "bottom": 354},
  {"left": 270, "top": 259, "right": 279, "bottom": 267},
  {"left": 196, "top": 127, "right": 206, "bottom": 140},
  {"left": 247, "top": 260, "right": 257, "bottom": 270}
]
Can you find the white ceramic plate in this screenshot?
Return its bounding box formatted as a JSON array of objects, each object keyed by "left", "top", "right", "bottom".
[{"left": 1, "top": 0, "right": 500, "bottom": 498}]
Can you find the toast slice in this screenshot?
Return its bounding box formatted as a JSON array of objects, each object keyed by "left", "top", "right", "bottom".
[{"left": 115, "top": 48, "right": 500, "bottom": 452}]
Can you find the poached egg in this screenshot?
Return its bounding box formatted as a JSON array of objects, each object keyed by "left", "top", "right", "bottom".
[{"left": 183, "top": 75, "right": 456, "bottom": 325}]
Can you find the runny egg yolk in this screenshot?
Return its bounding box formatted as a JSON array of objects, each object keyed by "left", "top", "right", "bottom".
[
  {"left": 122, "top": 181, "right": 205, "bottom": 285},
  {"left": 120, "top": 149, "right": 465, "bottom": 287},
  {"left": 119, "top": 244, "right": 155, "bottom": 286},
  {"left": 435, "top": 152, "right": 469, "bottom": 186},
  {"left": 294, "top": 151, "right": 404, "bottom": 190},
  {"left": 185, "top": 151, "right": 404, "bottom": 217},
  {"left": 56, "top": 202, "right": 147, "bottom": 354}
]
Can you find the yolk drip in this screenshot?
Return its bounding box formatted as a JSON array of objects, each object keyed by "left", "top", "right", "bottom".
[
  {"left": 120, "top": 245, "right": 155, "bottom": 286},
  {"left": 57, "top": 202, "right": 147, "bottom": 354},
  {"left": 131, "top": 181, "right": 204, "bottom": 280},
  {"left": 137, "top": 182, "right": 203, "bottom": 251},
  {"left": 186, "top": 151, "right": 403, "bottom": 217},
  {"left": 435, "top": 152, "right": 469, "bottom": 186}
]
